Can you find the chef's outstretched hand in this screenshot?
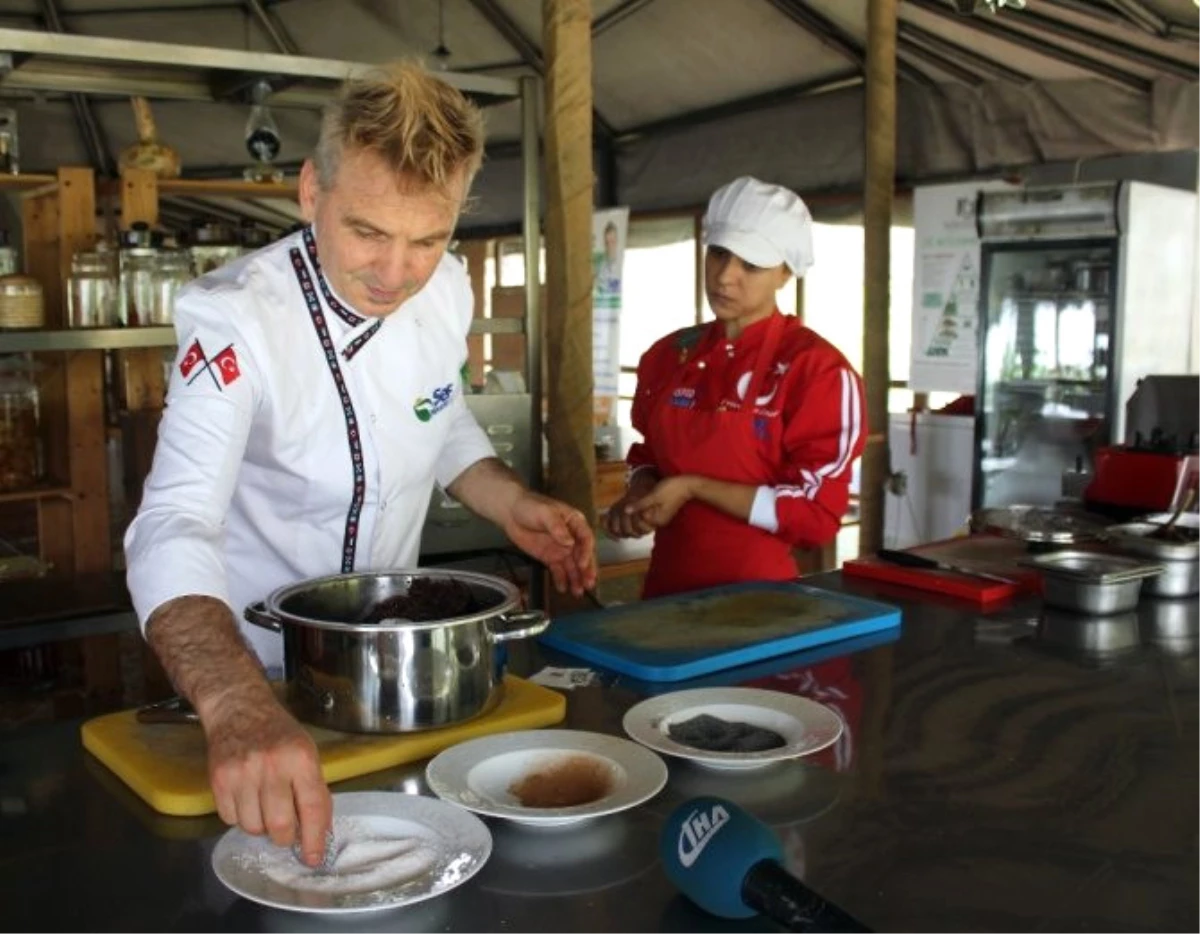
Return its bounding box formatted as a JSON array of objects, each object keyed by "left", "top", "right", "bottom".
[
  {"left": 204, "top": 689, "right": 332, "bottom": 868},
  {"left": 504, "top": 491, "right": 597, "bottom": 595},
  {"left": 629, "top": 475, "right": 697, "bottom": 529}
]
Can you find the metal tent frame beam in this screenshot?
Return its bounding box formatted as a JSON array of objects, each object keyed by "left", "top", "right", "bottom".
[
  {"left": 1013, "top": 5, "right": 1196, "bottom": 80},
  {"left": 903, "top": 0, "right": 1151, "bottom": 93},
  {"left": 897, "top": 19, "right": 1031, "bottom": 84},
  {"left": 35, "top": 0, "right": 113, "bottom": 176},
  {"left": 465, "top": 0, "right": 616, "bottom": 139},
  {"left": 592, "top": 0, "right": 657, "bottom": 37},
  {"left": 765, "top": 0, "right": 936, "bottom": 87},
  {"left": 617, "top": 70, "right": 862, "bottom": 143},
  {"left": 0, "top": 26, "right": 521, "bottom": 103}
]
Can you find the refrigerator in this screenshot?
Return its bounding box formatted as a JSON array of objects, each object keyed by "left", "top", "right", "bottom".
[{"left": 972, "top": 181, "right": 1198, "bottom": 510}]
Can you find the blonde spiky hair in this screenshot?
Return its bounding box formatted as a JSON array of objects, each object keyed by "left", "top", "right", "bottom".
[{"left": 314, "top": 61, "right": 485, "bottom": 193}]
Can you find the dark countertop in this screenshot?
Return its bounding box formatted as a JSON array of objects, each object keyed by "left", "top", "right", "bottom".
[{"left": 0, "top": 572, "right": 1195, "bottom": 933}]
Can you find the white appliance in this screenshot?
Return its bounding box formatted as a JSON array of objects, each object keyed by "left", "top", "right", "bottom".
[{"left": 884, "top": 412, "right": 975, "bottom": 549}]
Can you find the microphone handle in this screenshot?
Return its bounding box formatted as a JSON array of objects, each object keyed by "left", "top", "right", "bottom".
[{"left": 742, "top": 859, "right": 872, "bottom": 933}]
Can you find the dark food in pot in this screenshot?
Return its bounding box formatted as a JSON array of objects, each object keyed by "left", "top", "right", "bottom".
[
  {"left": 1148, "top": 525, "right": 1198, "bottom": 543},
  {"left": 363, "top": 576, "right": 478, "bottom": 622},
  {"left": 667, "top": 714, "right": 786, "bottom": 752}
]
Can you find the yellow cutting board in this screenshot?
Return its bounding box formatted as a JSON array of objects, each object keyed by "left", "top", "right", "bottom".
[{"left": 81, "top": 675, "right": 565, "bottom": 818}]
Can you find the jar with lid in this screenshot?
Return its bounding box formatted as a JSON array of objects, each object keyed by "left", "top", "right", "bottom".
[
  {"left": 67, "top": 246, "right": 119, "bottom": 328},
  {"left": 118, "top": 222, "right": 164, "bottom": 326},
  {"left": 151, "top": 249, "right": 194, "bottom": 325},
  {"left": 189, "top": 221, "right": 242, "bottom": 275},
  {"left": 0, "top": 274, "right": 44, "bottom": 329},
  {"left": 0, "top": 228, "right": 18, "bottom": 278},
  {"left": 239, "top": 220, "right": 273, "bottom": 253},
  {"left": 0, "top": 355, "right": 43, "bottom": 492}
]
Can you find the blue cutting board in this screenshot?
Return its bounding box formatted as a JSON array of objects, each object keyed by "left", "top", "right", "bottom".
[{"left": 539, "top": 581, "right": 902, "bottom": 682}]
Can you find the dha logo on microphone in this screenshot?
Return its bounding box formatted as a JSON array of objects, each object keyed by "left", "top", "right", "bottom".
[{"left": 677, "top": 803, "right": 731, "bottom": 868}]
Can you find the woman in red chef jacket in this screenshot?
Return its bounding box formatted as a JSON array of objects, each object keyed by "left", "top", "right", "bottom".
[{"left": 605, "top": 176, "right": 867, "bottom": 600}]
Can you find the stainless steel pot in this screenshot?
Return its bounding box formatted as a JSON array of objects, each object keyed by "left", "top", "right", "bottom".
[{"left": 244, "top": 569, "right": 548, "bottom": 734}]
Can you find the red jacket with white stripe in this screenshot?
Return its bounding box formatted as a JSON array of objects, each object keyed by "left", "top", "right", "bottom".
[{"left": 627, "top": 313, "right": 866, "bottom": 549}]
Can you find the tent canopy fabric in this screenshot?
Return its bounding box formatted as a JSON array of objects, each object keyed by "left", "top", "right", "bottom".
[{"left": 0, "top": 0, "right": 1195, "bottom": 231}]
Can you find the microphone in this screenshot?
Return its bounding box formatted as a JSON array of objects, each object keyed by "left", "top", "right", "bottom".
[{"left": 660, "top": 796, "right": 871, "bottom": 932}]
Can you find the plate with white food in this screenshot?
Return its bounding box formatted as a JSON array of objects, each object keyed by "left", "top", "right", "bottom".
[
  {"left": 621, "top": 687, "right": 843, "bottom": 771},
  {"left": 211, "top": 791, "right": 491, "bottom": 914},
  {"left": 425, "top": 729, "right": 668, "bottom": 829}
]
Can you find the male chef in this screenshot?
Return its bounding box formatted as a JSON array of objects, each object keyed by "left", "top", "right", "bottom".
[{"left": 125, "top": 61, "right": 595, "bottom": 866}]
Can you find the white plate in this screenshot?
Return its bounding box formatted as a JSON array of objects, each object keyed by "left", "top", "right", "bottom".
[
  {"left": 622, "top": 687, "right": 843, "bottom": 771},
  {"left": 211, "top": 791, "right": 491, "bottom": 915},
  {"left": 425, "top": 729, "right": 668, "bottom": 828}
]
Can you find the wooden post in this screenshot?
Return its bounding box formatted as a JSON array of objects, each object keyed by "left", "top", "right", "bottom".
[
  {"left": 542, "top": 0, "right": 596, "bottom": 527},
  {"left": 116, "top": 167, "right": 175, "bottom": 699},
  {"left": 860, "top": 0, "right": 898, "bottom": 557},
  {"left": 117, "top": 168, "right": 166, "bottom": 514}
]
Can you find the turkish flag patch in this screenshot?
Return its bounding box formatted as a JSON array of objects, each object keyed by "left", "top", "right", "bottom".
[
  {"left": 212, "top": 345, "right": 242, "bottom": 385},
  {"left": 179, "top": 339, "right": 206, "bottom": 379},
  {"left": 179, "top": 339, "right": 242, "bottom": 390}
]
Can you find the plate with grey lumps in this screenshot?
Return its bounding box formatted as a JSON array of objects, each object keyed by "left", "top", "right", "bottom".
[{"left": 622, "top": 687, "right": 843, "bottom": 771}]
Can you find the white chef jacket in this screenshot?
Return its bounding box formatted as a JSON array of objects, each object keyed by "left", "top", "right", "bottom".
[{"left": 124, "top": 227, "right": 496, "bottom": 672}]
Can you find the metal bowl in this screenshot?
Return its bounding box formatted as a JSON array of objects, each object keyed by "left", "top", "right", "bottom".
[
  {"left": 1020, "top": 550, "right": 1164, "bottom": 615},
  {"left": 1106, "top": 514, "right": 1199, "bottom": 598}
]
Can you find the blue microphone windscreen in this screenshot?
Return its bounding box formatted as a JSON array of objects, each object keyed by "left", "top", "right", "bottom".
[{"left": 659, "top": 796, "right": 785, "bottom": 920}]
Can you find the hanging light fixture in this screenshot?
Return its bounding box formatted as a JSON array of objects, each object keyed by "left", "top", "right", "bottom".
[
  {"left": 955, "top": 0, "right": 1026, "bottom": 12},
  {"left": 431, "top": 0, "right": 452, "bottom": 69}
]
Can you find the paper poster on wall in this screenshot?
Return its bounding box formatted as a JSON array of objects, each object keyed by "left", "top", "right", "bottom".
[
  {"left": 592, "top": 207, "right": 628, "bottom": 427},
  {"left": 909, "top": 180, "right": 1014, "bottom": 395}
]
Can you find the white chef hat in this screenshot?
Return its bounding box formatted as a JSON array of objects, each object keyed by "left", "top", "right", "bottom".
[{"left": 703, "top": 176, "right": 815, "bottom": 278}]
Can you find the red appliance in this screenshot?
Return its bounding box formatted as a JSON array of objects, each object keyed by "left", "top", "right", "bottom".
[{"left": 1085, "top": 446, "right": 1197, "bottom": 515}]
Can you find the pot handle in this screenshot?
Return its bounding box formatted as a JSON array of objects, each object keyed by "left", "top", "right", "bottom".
[
  {"left": 136, "top": 696, "right": 200, "bottom": 725},
  {"left": 244, "top": 601, "right": 282, "bottom": 632},
  {"left": 488, "top": 610, "right": 550, "bottom": 643}
]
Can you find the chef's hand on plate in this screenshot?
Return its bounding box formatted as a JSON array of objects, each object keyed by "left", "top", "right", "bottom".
[
  {"left": 603, "top": 469, "right": 659, "bottom": 539},
  {"left": 204, "top": 690, "right": 332, "bottom": 867},
  {"left": 629, "top": 475, "right": 697, "bottom": 529},
  {"left": 504, "top": 491, "right": 597, "bottom": 595}
]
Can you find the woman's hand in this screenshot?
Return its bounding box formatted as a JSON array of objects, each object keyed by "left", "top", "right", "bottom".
[
  {"left": 629, "top": 475, "right": 699, "bottom": 530},
  {"left": 603, "top": 468, "right": 660, "bottom": 539}
]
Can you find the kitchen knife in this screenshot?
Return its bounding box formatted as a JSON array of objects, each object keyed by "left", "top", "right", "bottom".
[{"left": 876, "top": 548, "right": 1018, "bottom": 586}]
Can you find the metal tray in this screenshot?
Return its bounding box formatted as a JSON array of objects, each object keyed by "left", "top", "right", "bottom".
[
  {"left": 971, "top": 505, "right": 1110, "bottom": 546},
  {"left": 1020, "top": 550, "right": 1164, "bottom": 615},
  {"left": 1020, "top": 550, "right": 1164, "bottom": 583}
]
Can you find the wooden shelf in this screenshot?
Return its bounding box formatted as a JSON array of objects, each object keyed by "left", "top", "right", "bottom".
[
  {"left": 0, "top": 173, "right": 58, "bottom": 193},
  {"left": 157, "top": 177, "right": 298, "bottom": 199},
  {"left": 0, "top": 483, "right": 73, "bottom": 506}
]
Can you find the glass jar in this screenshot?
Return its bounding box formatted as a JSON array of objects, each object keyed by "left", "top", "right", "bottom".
[
  {"left": 118, "top": 223, "right": 163, "bottom": 327},
  {"left": 0, "top": 228, "right": 18, "bottom": 278},
  {"left": 189, "top": 221, "right": 242, "bottom": 275},
  {"left": 151, "top": 249, "right": 194, "bottom": 325},
  {"left": 239, "top": 221, "right": 273, "bottom": 253},
  {"left": 67, "top": 247, "right": 118, "bottom": 328},
  {"left": 0, "top": 355, "right": 43, "bottom": 492},
  {"left": 0, "top": 274, "right": 44, "bottom": 329}
]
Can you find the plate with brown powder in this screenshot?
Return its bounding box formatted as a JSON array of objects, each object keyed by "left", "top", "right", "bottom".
[
  {"left": 622, "top": 687, "right": 843, "bottom": 771},
  {"left": 425, "top": 730, "right": 668, "bottom": 828}
]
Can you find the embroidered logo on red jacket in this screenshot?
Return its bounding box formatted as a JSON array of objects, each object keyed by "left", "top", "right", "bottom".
[{"left": 179, "top": 339, "right": 242, "bottom": 390}]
